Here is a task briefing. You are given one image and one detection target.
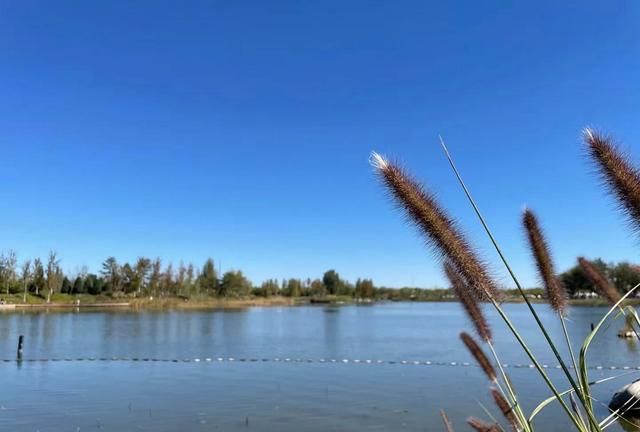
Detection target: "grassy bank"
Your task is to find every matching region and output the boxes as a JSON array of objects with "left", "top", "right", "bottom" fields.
[{"left": 1, "top": 292, "right": 637, "bottom": 311}]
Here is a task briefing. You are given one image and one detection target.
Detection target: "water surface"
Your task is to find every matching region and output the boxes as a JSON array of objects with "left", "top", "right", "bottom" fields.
[{"left": 1, "top": 302, "right": 638, "bottom": 431}]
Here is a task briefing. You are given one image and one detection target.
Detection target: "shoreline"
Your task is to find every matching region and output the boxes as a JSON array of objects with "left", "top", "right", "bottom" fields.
[{"left": 1, "top": 295, "right": 638, "bottom": 312}]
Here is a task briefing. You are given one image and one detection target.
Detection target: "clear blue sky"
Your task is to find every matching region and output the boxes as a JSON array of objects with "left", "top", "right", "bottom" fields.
[{"left": 1, "top": 1, "right": 639, "bottom": 288}]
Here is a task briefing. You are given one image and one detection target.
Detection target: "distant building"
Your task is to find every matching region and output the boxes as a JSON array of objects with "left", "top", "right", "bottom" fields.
[{"left": 572, "top": 291, "right": 599, "bottom": 299}]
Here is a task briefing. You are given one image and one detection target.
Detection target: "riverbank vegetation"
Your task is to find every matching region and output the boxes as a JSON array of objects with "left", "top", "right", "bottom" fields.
[{"left": 0, "top": 249, "right": 638, "bottom": 306}]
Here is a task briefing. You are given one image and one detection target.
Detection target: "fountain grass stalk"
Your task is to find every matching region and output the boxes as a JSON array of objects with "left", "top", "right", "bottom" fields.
[
  {"left": 584, "top": 128, "right": 640, "bottom": 234},
  {"left": 438, "top": 138, "right": 598, "bottom": 431},
  {"left": 491, "top": 387, "right": 518, "bottom": 431},
  {"left": 371, "top": 150, "right": 584, "bottom": 430},
  {"left": 523, "top": 209, "right": 584, "bottom": 406},
  {"left": 372, "top": 129, "right": 640, "bottom": 431},
  {"left": 467, "top": 416, "right": 500, "bottom": 432},
  {"left": 370, "top": 152, "right": 500, "bottom": 302},
  {"left": 447, "top": 263, "right": 530, "bottom": 430}
]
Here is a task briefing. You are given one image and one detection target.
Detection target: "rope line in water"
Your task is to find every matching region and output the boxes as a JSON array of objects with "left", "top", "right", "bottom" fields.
[{"left": 1, "top": 356, "right": 638, "bottom": 371}]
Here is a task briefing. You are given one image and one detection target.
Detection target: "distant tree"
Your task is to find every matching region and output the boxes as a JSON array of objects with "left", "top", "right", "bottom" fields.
[
  {"left": 148, "top": 258, "right": 162, "bottom": 296},
  {"left": 199, "top": 258, "right": 218, "bottom": 295},
  {"left": 609, "top": 262, "right": 640, "bottom": 293},
  {"left": 121, "top": 263, "right": 134, "bottom": 293},
  {"left": 560, "top": 258, "right": 610, "bottom": 296},
  {"left": 355, "top": 278, "right": 375, "bottom": 299},
  {"left": 72, "top": 276, "right": 85, "bottom": 294},
  {"left": 186, "top": 263, "right": 195, "bottom": 295},
  {"left": 310, "top": 278, "right": 326, "bottom": 297},
  {"left": 133, "top": 257, "right": 151, "bottom": 295},
  {"left": 322, "top": 270, "right": 342, "bottom": 295},
  {"left": 101, "top": 257, "right": 122, "bottom": 293},
  {"left": 20, "top": 260, "right": 31, "bottom": 303},
  {"left": 285, "top": 279, "right": 302, "bottom": 297},
  {"left": 220, "top": 270, "right": 251, "bottom": 297},
  {"left": 45, "top": 251, "right": 63, "bottom": 303},
  {"left": 32, "top": 258, "right": 45, "bottom": 296},
  {"left": 176, "top": 262, "right": 187, "bottom": 296},
  {"left": 161, "top": 263, "right": 174, "bottom": 296},
  {"left": 0, "top": 250, "right": 17, "bottom": 295},
  {"left": 61, "top": 277, "right": 72, "bottom": 294},
  {"left": 260, "top": 279, "right": 279, "bottom": 297}
]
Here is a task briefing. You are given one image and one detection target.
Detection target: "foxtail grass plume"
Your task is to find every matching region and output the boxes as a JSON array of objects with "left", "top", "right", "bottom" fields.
[
  {"left": 491, "top": 388, "right": 518, "bottom": 431},
  {"left": 445, "top": 261, "right": 492, "bottom": 342},
  {"left": 584, "top": 128, "right": 640, "bottom": 233},
  {"left": 578, "top": 257, "right": 621, "bottom": 305},
  {"left": 460, "top": 331, "right": 496, "bottom": 382},
  {"left": 467, "top": 417, "right": 500, "bottom": 432},
  {"left": 370, "top": 152, "right": 500, "bottom": 301},
  {"left": 522, "top": 209, "right": 567, "bottom": 313}
]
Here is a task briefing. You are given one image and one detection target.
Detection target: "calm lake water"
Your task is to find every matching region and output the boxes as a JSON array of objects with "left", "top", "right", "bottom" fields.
[{"left": 1, "top": 302, "right": 639, "bottom": 431}]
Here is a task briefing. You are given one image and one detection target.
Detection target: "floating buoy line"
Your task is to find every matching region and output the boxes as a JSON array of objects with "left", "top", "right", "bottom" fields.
[{"left": 1, "top": 356, "right": 638, "bottom": 371}]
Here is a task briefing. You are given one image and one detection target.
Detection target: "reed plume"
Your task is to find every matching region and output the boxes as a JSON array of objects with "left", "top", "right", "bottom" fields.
[
  {"left": 578, "top": 257, "right": 621, "bottom": 305},
  {"left": 370, "top": 152, "right": 500, "bottom": 301},
  {"left": 584, "top": 128, "right": 640, "bottom": 233},
  {"left": 460, "top": 331, "right": 496, "bottom": 382},
  {"left": 522, "top": 209, "right": 567, "bottom": 313},
  {"left": 445, "top": 261, "right": 492, "bottom": 342},
  {"left": 467, "top": 417, "right": 501, "bottom": 432},
  {"left": 491, "top": 388, "right": 518, "bottom": 431}
]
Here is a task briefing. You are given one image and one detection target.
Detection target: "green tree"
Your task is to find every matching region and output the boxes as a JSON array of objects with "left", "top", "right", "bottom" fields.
[
  {"left": 220, "top": 270, "right": 251, "bottom": 297},
  {"left": 199, "top": 258, "right": 218, "bottom": 295},
  {"left": 285, "top": 279, "right": 302, "bottom": 297},
  {"left": 72, "top": 276, "right": 85, "bottom": 294},
  {"left": 560, "top": 258, "right": 610, "bottom": 296},
  {"left": 0, "top": 250, "right": 17, "bottom": 295},
  {"left": 609, "top": 262, "right": 640, "bottom": 293},
  {"left": 322, "top": 270, "right": 342, "bottom": 295},
  {"left": 310, "top": 279, "right": 326, "bottom": 297},
  {"left": 101, "top": 257, "right": 123, "bottom": 293},
  {"left": 148, "top": 258, "right": 162, "bottom": 296},
  {"left": 355, "top": 278, "right": 375, "bottom": 299},
  {"left": 32, "top": 258, "right": 45, "bottom": 296},
  {"left": 133, "top": 257, "right": 151, "bottom": 295},
  {"left": 61, "top": 277, "right": 72, "bottom": 294}
]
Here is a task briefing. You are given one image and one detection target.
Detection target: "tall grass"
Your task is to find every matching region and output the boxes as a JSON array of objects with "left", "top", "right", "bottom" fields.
[{"left": 371, "top": 129, "right": 640, "bottom": 431}]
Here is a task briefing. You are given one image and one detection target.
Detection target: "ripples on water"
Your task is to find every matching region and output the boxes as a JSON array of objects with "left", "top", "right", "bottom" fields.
[{"left": 0, "top": 303, "right": 637, "bottom": 431}]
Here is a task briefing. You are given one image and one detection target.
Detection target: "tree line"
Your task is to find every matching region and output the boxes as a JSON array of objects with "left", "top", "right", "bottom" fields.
[
  {"left": 0, "top": 251, "right": 383, "bottom": 301},
  {"left": 558, "top": 259, "right": 640, "bottom": 297},
  {"left": 2, "top": 250, "right": 633, "bottom": 303}
]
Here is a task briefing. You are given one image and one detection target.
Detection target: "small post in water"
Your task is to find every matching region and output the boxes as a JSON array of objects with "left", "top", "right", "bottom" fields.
[{"left": 17, "top": 335, "right": 24, "bottom": 359}]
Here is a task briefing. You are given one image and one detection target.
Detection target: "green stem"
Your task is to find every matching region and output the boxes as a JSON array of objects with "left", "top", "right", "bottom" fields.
[
  {"left": 439, "top": 138, "right": 599, "bottom": 431},
  {"left": 488, "top": 341, "right": 532, "bottom": 432},
  {"left": 488, "top": 296, "right": 583, "bottom": 430}
]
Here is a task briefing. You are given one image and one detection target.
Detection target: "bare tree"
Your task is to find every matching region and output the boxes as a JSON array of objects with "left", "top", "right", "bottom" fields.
[
  {"left": 21, "top": 260, "right": 31, "bottom": 303},
  {"left": 45, "top": 251, "right": 63, "bottom": 303},
  {"left": 0, "top": 250, "right": 17, "bottom": 295}
]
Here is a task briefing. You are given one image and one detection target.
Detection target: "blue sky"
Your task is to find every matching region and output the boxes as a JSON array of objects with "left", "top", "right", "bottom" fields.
[{"left": 0, "top": 1, "right": 639, "bottom": 288}]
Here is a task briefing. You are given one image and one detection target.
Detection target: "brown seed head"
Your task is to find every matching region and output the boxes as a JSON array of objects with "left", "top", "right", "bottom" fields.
[
  {"left": 370, "top": 152, "right": 500, "bottom": 301},
  {"left": 491, "top": 388, "right": 518, "bottom": 431},
  {"left": 467, "top": 417, "right": 501, "bottom": 432},
  {"left": 445, "top": 261, "right": 492, "bottom": 342},
  {"left": 578, "top": 257, "right": 621, "bottom": 305},
  {"left": 584, "top": 128, "right": 640, "bottom": 234},
  {"left": 460, "top": 331, "right": 496, "bottom": 382},
  {"left": 522, "top": 209, "right": 567, "bottom": 313}
]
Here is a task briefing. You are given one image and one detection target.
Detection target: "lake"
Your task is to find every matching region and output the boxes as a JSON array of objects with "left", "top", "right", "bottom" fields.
[{"left": 1, "top": 302, "right": 638, "bottom": 431}]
